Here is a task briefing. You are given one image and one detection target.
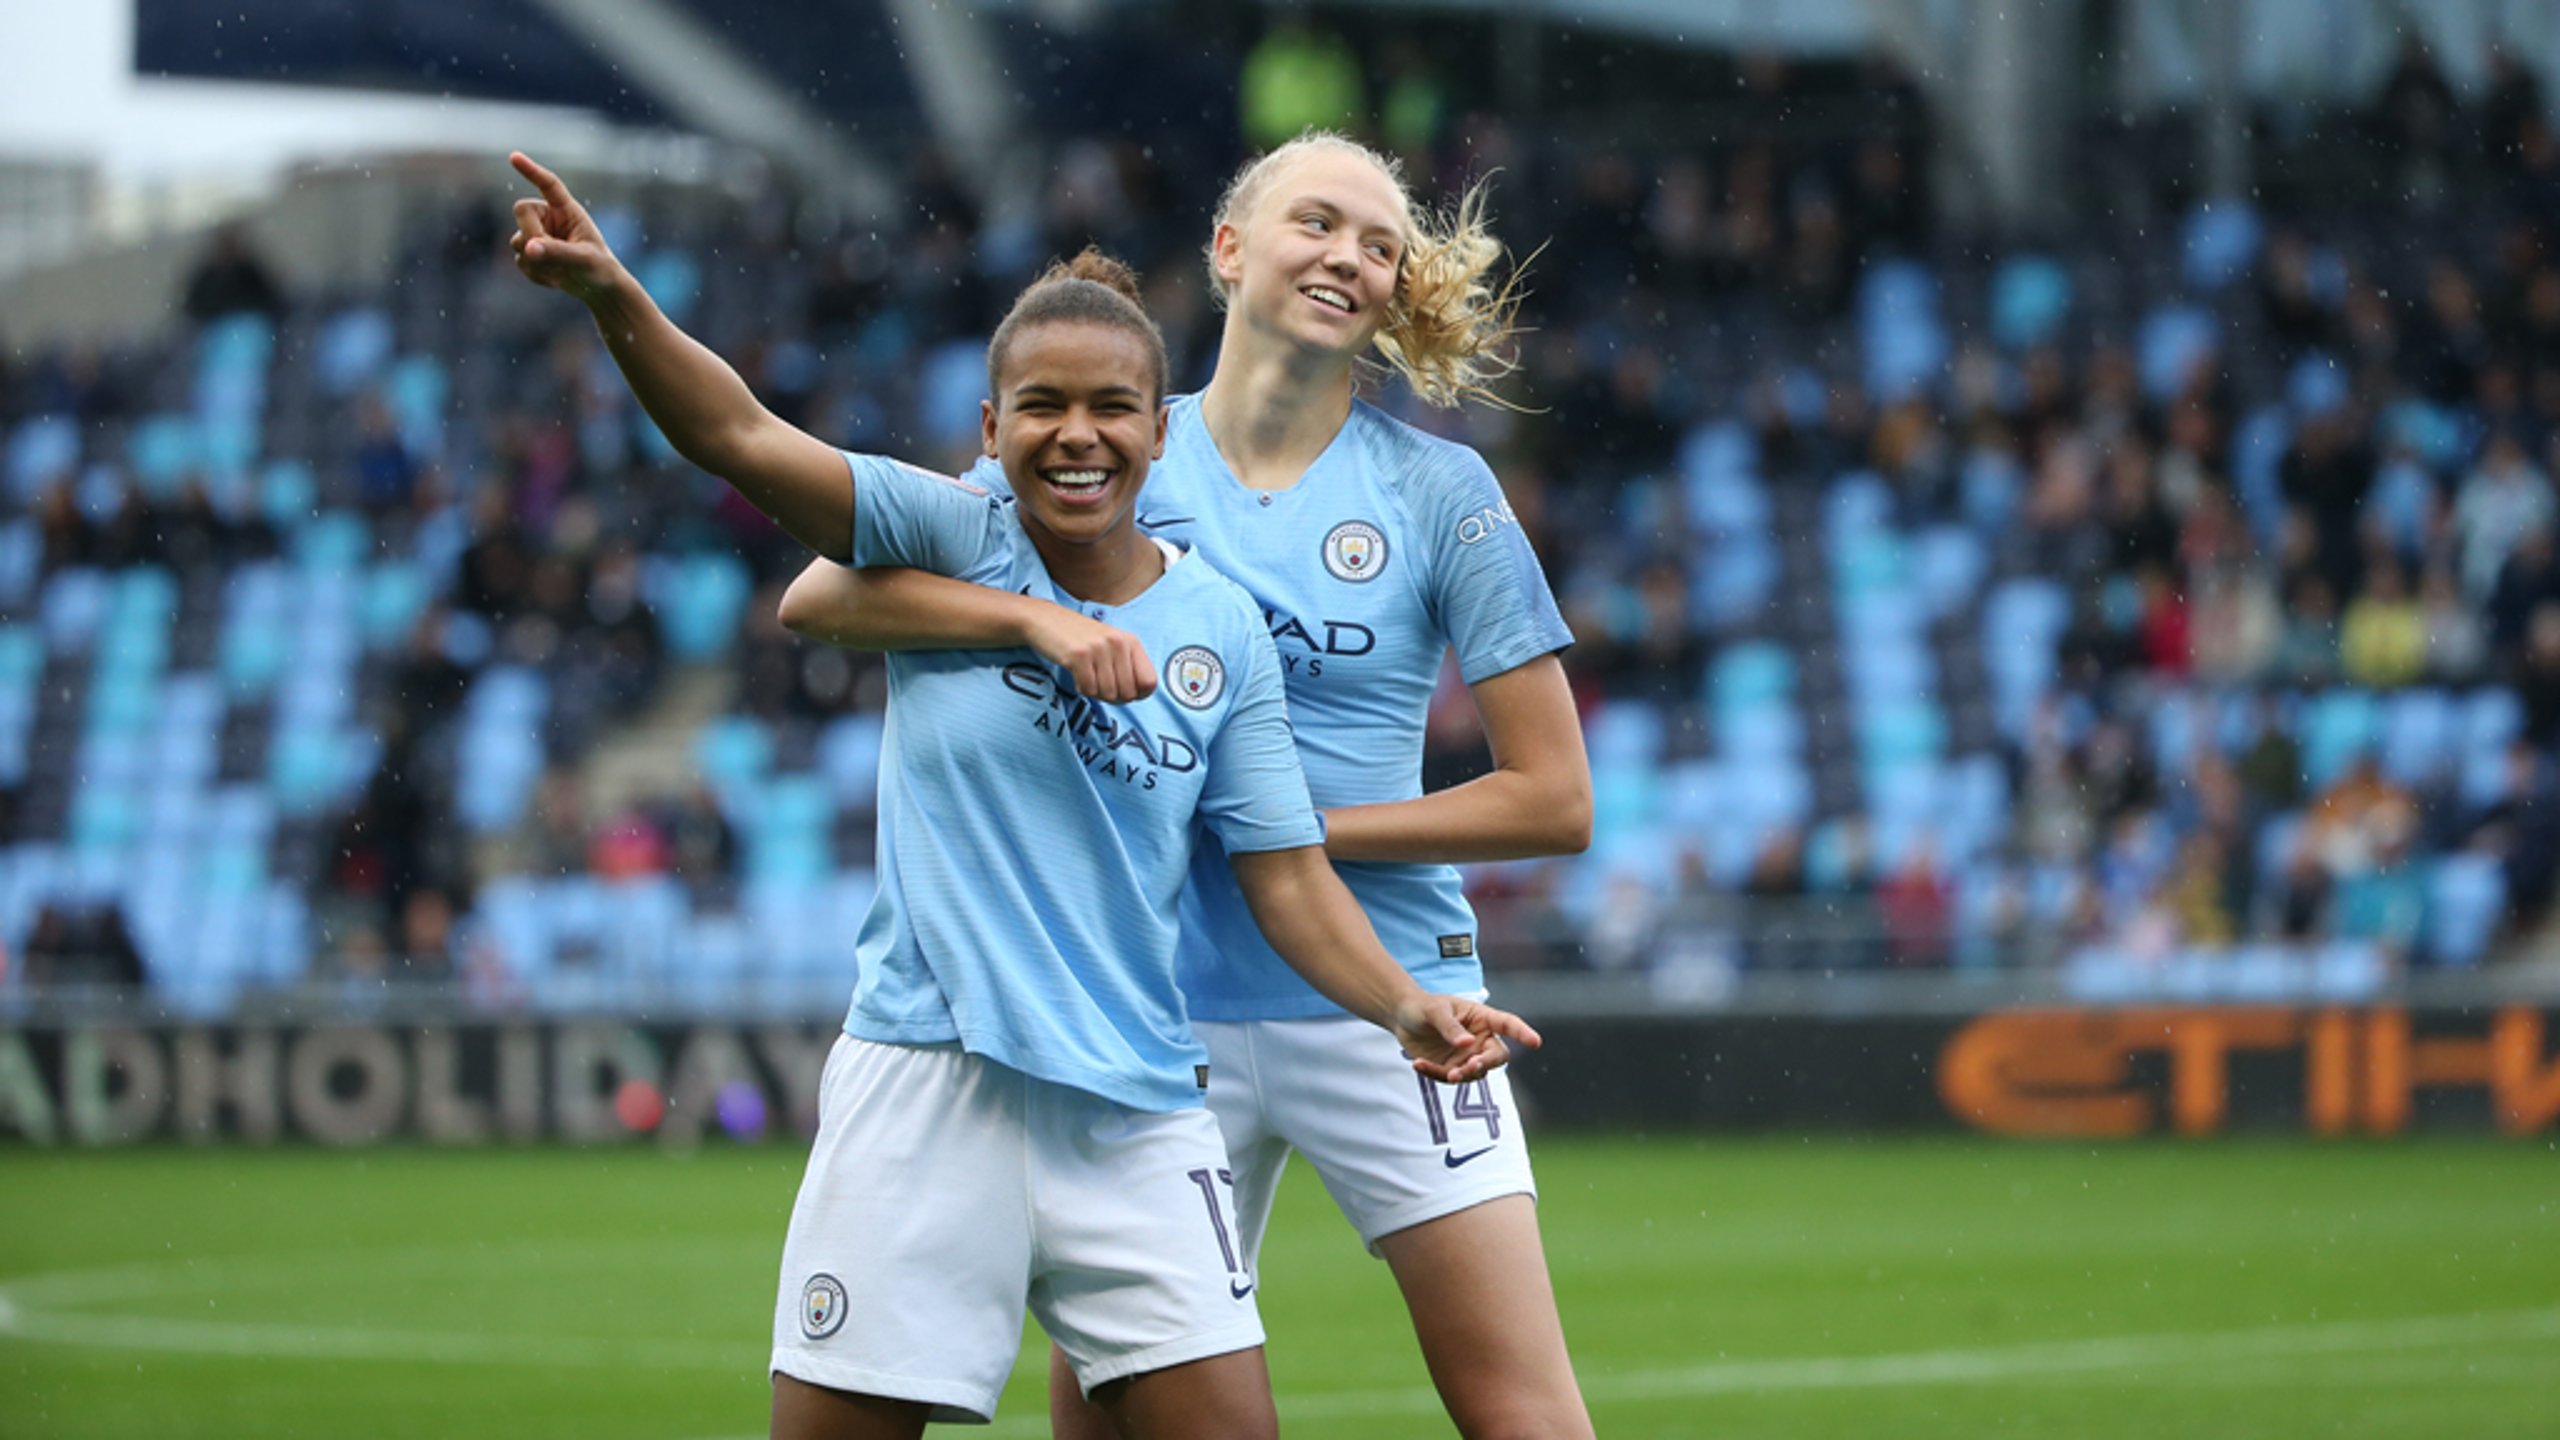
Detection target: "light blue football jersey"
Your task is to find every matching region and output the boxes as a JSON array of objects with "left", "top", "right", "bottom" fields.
[
  {"left": 840, "top": 452, "right": 1323, "bottom": 1110},
  {"left": 964, "top": 396, "right": 1573, "bottom": 1019}
]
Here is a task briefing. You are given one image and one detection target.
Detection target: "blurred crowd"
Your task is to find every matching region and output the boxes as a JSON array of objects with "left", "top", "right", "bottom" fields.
[{"left": 6, "top": 31, "right": 2560, "bottom": 1003}]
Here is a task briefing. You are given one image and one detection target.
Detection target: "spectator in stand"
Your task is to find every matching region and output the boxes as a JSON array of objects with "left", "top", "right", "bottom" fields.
[
  {"left": 1238, "top": 11, "right": 1365, "bottom": 150},
  {"left": 2339, "top": 554, "right": 2426, "bottom": 688},
  {"left": 2454, "top": 431, "right": 2555, "bottom": 601},
  {"left": 181, "top": 222, "right": 286, "bottom": 323}
]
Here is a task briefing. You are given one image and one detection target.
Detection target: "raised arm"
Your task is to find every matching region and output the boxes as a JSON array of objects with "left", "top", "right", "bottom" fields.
[
  {"left": 508, "top": 151, "right": 850, "bottom": 558},
  {"left": 1323, "top": 653, "right": 1592, "bottom": 864},
  {"left": 1227, "top": 845, "right": 1540, "bottom": 1083},
  {"left": 778, "top": 560, "right": 1161, "bottom": 701}
]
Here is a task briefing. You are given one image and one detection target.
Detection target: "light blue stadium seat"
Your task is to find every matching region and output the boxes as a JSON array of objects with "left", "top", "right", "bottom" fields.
[
  {"left": 474, "top": 877, "right": 551, "bottom": 981},
  {"left": 4, "top": 414, "right": 79, "bottom": 501},
  {"left": 2299, "top": 689, "right": 2382, "bottom": 789},
  {"left": 1694, "top": 533, "right": 1778, "bottom": 626},
  {"left": 694, "top": 716, "right": 774, "bottom": 811},
  {"left": 1991, "top": 254, "right": 2071, "bottom": 349},
  {"left": 41, "top": 568, "right": 111, "bottom": 654},
  {"left": 458, "top": 730, "right": 545, "bottom": 834},
  {"left": 1861, "top": 699, "right": 1949, "bottom": 770},
  {"left": 1716, "top": 699, "right": 1805, "bottom": 761},
  {"left": 1909, "top": 526, "right": 1987, "bottom": 620},
  {"left": 817, "top": 714, "right": 886, "bottom": 808},
  {"left": 1586, "top": 700, "right": 1668, "bottom": 770},
  {"left": 360, "top": 563, "right": 431, "bottom": 649},
  {"left": 598, "top": 876, "right": 689, "bottom": 979},
  {"left": 2148, "top": 691, "right": 2205, "bottom": 780},
  {"left": 200, "top": 831, "right": 268, "bottom": 896},
  {"left": 2379, "top": 689, "right": 2457, "bottom": 787},
  {"left": 1711, "top": 643, "right": 1795, "bottom": 707},
  {"left": 649, "top": 552, "right": 753, "bottom": 661},
  {"left": 1834, "top": 529, "right": 1906, "bottom": 597},
  {"left": 0, "top": 520, "right": 36, "bottom": 609},
  {"left": 1679, "top": 419, "right": 1758, "bottom": 488},
  {"left": 1824, "top": 472, "right": 1893, "bottom": 540},
  {"left": 1591, "top": 758, "right": 1661, "bottom": 843},
  {"left": 385, "top": 355, "right": 449, "bottom": 459},
  {"left": 748, "top": 776, "right": 835, "bottom": 887},
  {"left": 295, "top": 510, "right": 371, "bottom": 577},
  {"left": 1804, "top": 819, "right": 1863, "bottom": 893},
  {"left": 746, "top": 878, "right": 838, "bottom": 981},
  {"left": 1680, "top": 453, "right": 1769, "bottom": 537},
  {"left": 670, "top": 911, "right": 755, "bottom": 1009},
  {"left": 126, "top": 415, "right": 204, "bottom": 498},
  {"left": 634, "top": 250, "right": 702, "bottom": 324},
  {"left": 1845, "top": 641, "right": 1934, "bottom": 706},
  {"left": 2231, "top": 406, "right": 2290, "bottom": 541},
  {"left": 1728, "top": 758, "right": 1813, "bottom": 830},
  {"left": 2180, "top": 201, "right": 2262, "bottom": 291},
  {"left": 316, "top": 307, "right": 395, "bottom": 395},
  {"left": 1867, "top": 761, "right": 1942, "bottom": 869},
  {"left": 2427, "top": 854, "right": 2507, "bottom": 969},
  {"left": 1858, "top": 260, "right": 1947, "bottom": 403},
  {"left": 256, "top": 886, "right": 310, "bottom": 984},
  {"left": 2138, "top": 304, "right": 2220, "bottom": 402}
]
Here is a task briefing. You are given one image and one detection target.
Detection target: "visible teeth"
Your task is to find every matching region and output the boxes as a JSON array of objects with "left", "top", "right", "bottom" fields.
[
  {"left": 1305, "top": 287, "right": 1352, "bottom": 312},
  {"left": 1048, "top": 470, "right": 1107, "bottom": 490}
]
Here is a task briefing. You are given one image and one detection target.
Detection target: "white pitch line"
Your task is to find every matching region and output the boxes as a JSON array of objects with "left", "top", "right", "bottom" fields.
[
  {"left": 674, "top": 1304, "right": 2560, "bottom": 1439},
  {"left": 10, "top": 1265, "right": 2556, "bottom": 1431}
]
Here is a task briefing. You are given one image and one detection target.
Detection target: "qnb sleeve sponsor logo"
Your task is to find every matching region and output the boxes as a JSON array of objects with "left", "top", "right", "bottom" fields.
[
  {"left": 1322, "top": 520, "right": 1389, "bottom": 581},
  {"left": 1002, "top": 663, "right": 1200, "bottom": 787},
  {"left": 1454, "top": 499, "right": 1519, "bottom": 545}
]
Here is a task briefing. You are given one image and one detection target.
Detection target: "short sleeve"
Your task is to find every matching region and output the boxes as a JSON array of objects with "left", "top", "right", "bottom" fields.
[
  {"left": 1196, "top": 623, "right": 1325, "bottom": 855},
  {"left": 846, "top": 452, "right": 1014, "bottom": 581},
  {"left": 1417, "top": 450, "right": 1575, "bottom": 684},
  {"left": 962, "top": 452, "right": 1014, "bottom": 497}
]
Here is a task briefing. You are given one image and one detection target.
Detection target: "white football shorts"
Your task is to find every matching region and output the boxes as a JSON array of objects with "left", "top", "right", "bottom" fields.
[
  {"left": 770, "top": 1034, "right": 1265, "bottom": 1422},
  {"left": 1196, "top": 1012, "right": 1538, "bottom": 1269}
]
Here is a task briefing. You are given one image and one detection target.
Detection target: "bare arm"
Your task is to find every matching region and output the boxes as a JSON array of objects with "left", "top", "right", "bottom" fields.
[
  {"left": 1228, "top": 845, "right": 1540, "bottom": 1082},
  {"left": 777, "top": 560, "right": 1161, "bottom": 701},
  {"left": 509, "top": 151, "right": 850, "bottom": 559},
  {"left": 1323, "top": 654, "right": 1593, "bottom": 864}
]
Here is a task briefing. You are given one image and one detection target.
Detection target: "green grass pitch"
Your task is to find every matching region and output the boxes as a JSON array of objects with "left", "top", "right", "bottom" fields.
[{"left": 2, "top": 1137, "right": 2553, "bottom": 1438}]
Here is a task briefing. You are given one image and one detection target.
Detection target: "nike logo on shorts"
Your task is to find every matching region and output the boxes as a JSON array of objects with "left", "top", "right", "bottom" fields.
[
  {"left": 1443, "top": 1145, "right": 1496, "bottom": 1168},
  {"left": 1229, "top": 1279, "right": 1256, "bottom": 1300}
]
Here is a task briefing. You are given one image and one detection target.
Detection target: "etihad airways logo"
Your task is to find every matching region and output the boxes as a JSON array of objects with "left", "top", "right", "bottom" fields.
[
  {"left": 1003, "top": 663, "right": 1200, "bottom": 789},
  {"left": 1264, "top": 609, "right": 1376, "bottom": 678}
]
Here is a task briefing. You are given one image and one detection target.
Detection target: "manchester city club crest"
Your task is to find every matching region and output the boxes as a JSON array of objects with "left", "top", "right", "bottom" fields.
[
  {"left": 801, "top": 1273, "right": 848, "bottom": 1339},
  {"left": 1322, "top": 520, "right": 1388, "bottom": 582},
  {"left": 1165, "top": 645, "right": 1226, "bottom": 709}
]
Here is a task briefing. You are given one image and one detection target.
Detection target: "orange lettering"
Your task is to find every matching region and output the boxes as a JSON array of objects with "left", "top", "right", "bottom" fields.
[
  {"left": 2305, "top": 1009, "right": 2356, "bottom": 1136},
  {"left": 2159, "top": 1009, "right": 2300, "bottom": 1136},
  {"left": 2489, "top": 1008, "right": 2560, "bottom": 1134},
  {"left": 1939, "top": 1012, "right": 2152, "bottom": 1138}
]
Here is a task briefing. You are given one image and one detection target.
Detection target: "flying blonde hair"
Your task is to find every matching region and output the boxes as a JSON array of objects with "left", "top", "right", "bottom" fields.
[{"left": 1206, "top": 132, "right": 1528, "bottom": 410}]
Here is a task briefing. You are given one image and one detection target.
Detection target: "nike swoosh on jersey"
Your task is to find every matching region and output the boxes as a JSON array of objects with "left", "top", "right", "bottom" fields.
[
  {"left": 1137, "top": 512, "right": 1195, "bottom": 528},
  {"left": 1443, "top": 1145, "right": 1497, "bottom": 1168},
  {"left": 1229, "top": 1279, "right": 1257, "bottom": 1300}
]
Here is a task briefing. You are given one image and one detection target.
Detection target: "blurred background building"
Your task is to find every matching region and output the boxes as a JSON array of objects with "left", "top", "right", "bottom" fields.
[{"left": 8, "top": 0, "right": 2560, "bottom": 1021}]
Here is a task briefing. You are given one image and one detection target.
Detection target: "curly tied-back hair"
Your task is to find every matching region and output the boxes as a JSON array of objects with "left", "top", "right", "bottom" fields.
[
  {"left": 1207, "top": 132, "right": 1528, "bottom": 410},
  {"left": 987, "top": 247, "right": 1169, "bottom": 402}
]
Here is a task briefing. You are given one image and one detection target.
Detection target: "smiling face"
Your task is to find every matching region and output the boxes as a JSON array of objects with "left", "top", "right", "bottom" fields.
[
  {"left": 1213, "top": 147, "right": 1409, "bottom": 359},
  {"left": 983, "top": 319, "right": 1168, "bottom": 553}
]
